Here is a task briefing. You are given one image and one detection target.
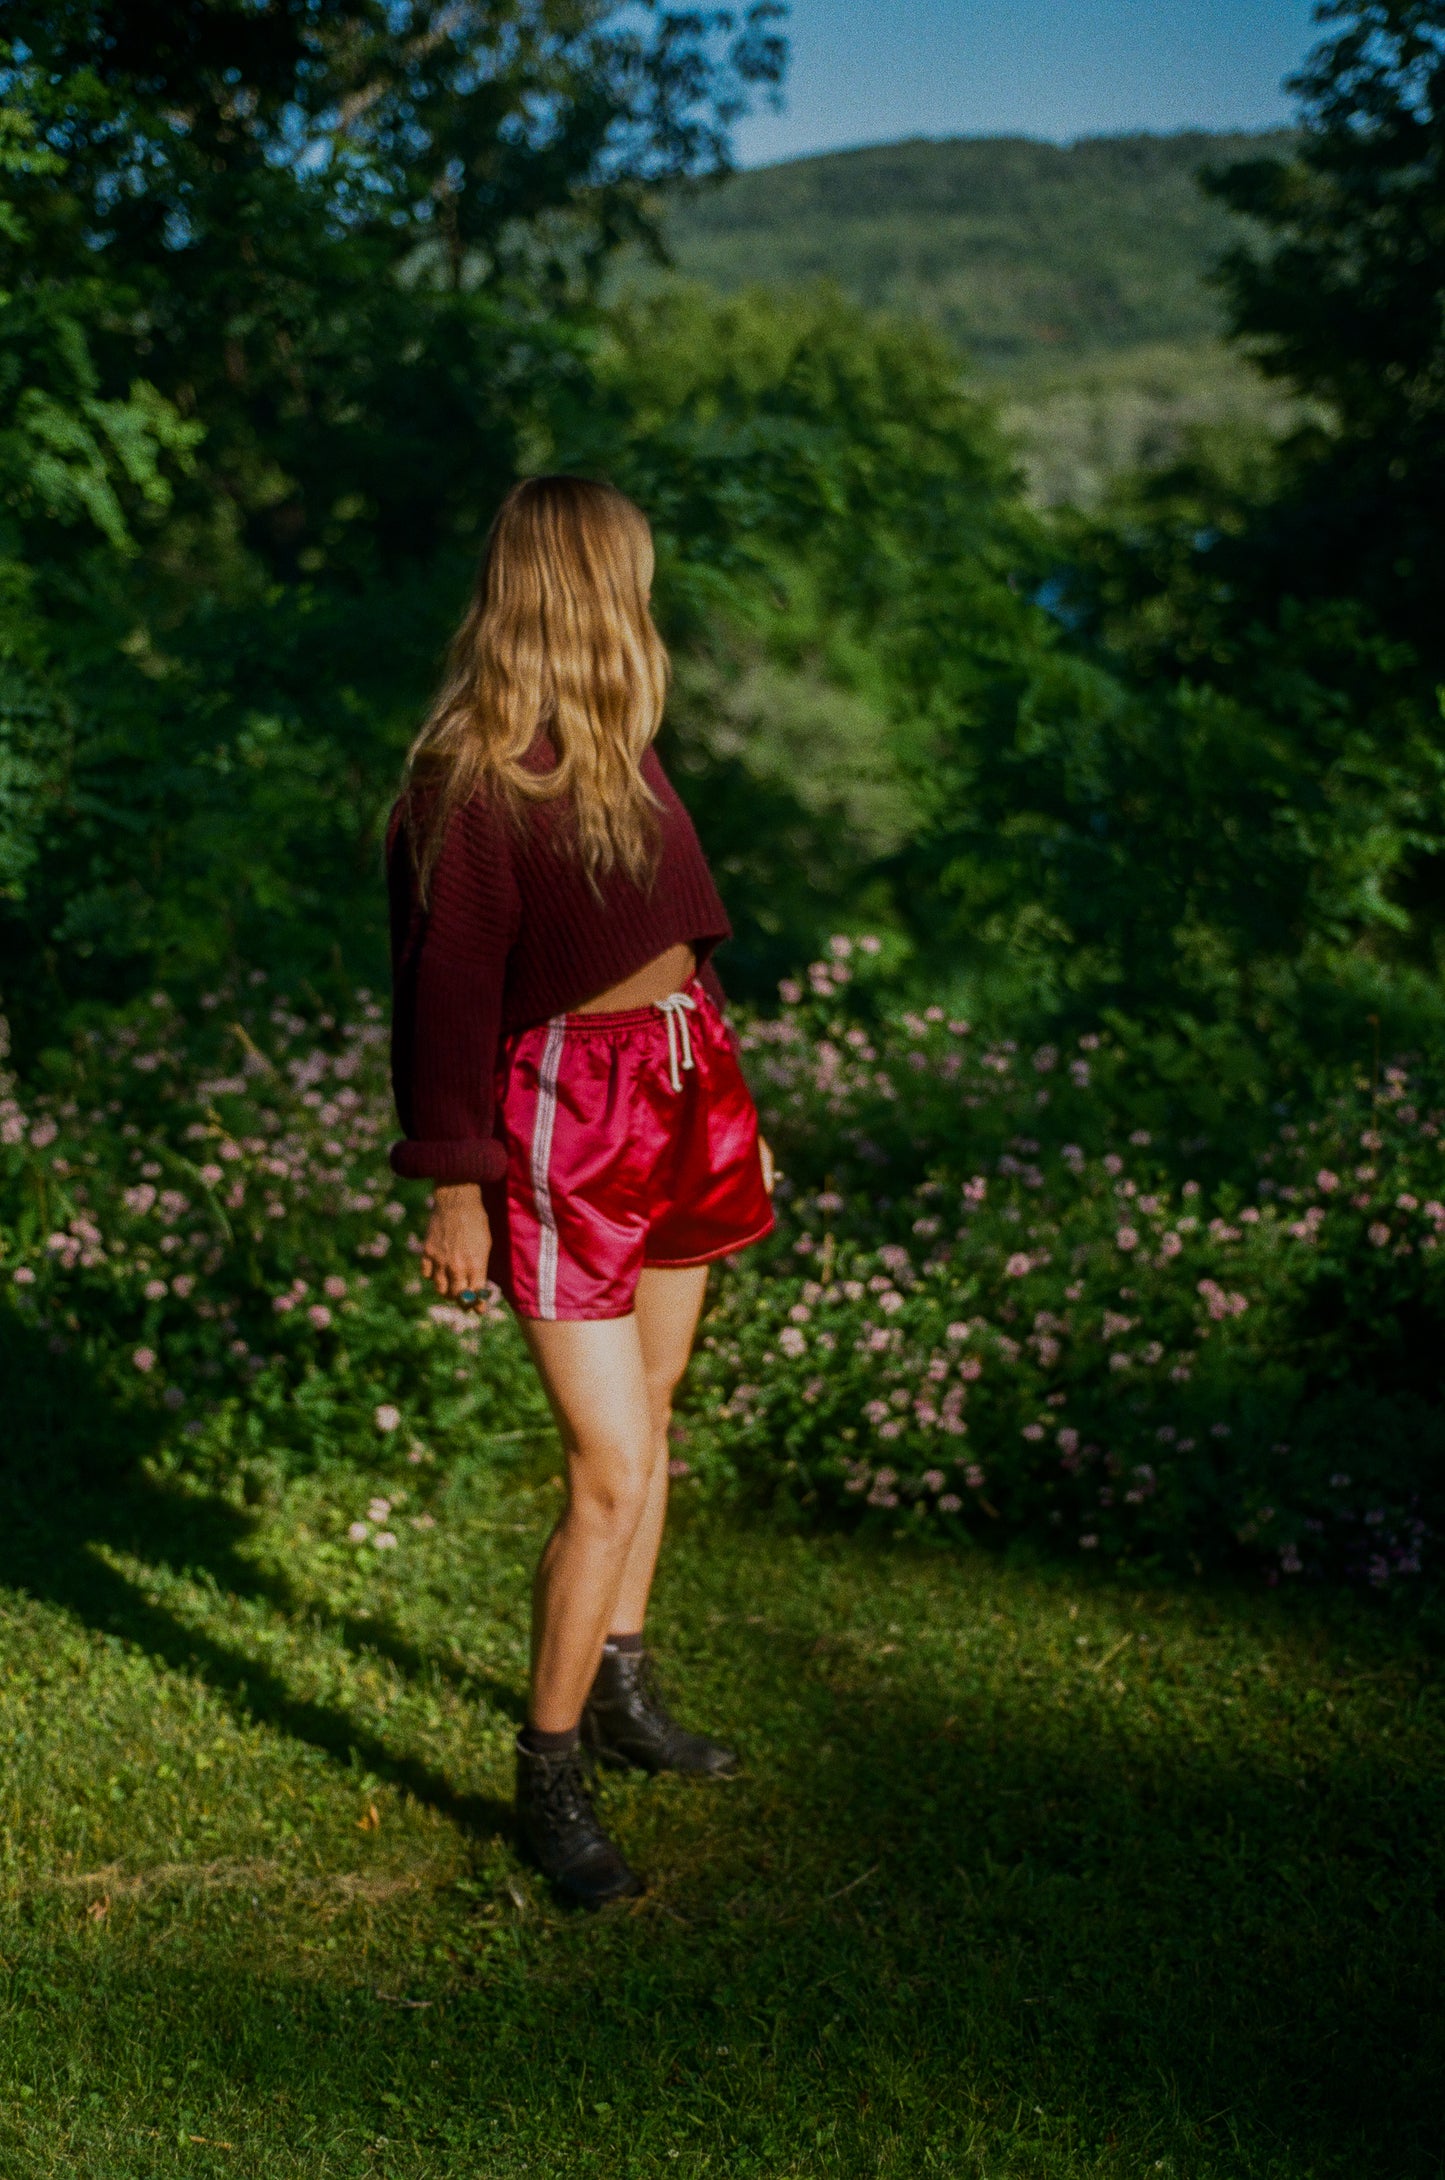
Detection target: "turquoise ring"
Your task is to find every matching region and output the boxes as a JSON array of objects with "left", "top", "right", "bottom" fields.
[{"left": 459, "top": 1289, "right": 480, "bottom": 1304}]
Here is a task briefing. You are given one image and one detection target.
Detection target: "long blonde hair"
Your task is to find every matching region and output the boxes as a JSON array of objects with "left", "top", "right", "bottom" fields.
[{"left": 401, "top": 475, "right": 669, "bottom": 899}]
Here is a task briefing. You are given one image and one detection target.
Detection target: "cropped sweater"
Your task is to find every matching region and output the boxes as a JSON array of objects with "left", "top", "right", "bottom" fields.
[{"left": 387, "top": 737, "right": 733, "bottom": 1184}]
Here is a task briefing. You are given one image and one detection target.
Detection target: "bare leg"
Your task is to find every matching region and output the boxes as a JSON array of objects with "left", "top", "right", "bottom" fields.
[
  {"left": 520, "top": 1313, "right": 653, "bottom": 1732},
  {"left": 608, "top": 1264, "right": 709, "bottom": 1636},
  {"left": 520, "top": 1265, "right": 710, "bottom": 1730}
]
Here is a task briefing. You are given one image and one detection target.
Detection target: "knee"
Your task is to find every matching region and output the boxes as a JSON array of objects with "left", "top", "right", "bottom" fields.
[{"left": 568, "top": 1441, "right": 653, "bottom": 1539}]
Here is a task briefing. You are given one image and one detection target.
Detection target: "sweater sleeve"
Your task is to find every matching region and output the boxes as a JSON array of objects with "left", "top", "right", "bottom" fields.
[{"left": 387, "top": 793, "right": 519, "bottom": 1185}]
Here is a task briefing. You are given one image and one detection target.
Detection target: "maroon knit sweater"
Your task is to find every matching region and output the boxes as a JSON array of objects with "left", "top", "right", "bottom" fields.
[{"left": 387, "top": 737, "right": 733, "bottom": 1184}]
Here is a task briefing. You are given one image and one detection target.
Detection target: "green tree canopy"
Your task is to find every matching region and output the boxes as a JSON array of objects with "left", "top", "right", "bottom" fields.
[
  {"left": 5, "top": 1, "right": 785, "bottom": 577},
  {"left": 0, "top": 6, "right": 791, "bottom": 1045},
  {"left": 1205, "top": 0, "right": 1445, "bottom": 655},
  {"left": 0, "top": 84, "right": 198, "bottom": 904}
]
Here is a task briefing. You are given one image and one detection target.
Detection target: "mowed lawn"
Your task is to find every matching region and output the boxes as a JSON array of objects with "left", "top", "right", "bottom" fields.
[{"left": 1, "top": 1352, "right": 1441, "bottom": 2177}]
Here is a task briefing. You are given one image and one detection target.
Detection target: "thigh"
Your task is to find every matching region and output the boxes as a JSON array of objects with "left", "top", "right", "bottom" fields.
[
  {"left": 633, "top": 1264, "right": 709, "bottom": 1401},
  {"left": 521, "top": 1312, "right": 653, "bottom": 1470}
]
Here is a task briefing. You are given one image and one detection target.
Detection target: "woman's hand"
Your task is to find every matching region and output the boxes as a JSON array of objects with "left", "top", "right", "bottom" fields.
[
  {"left": 420, "top": 1182, "right": 492, "bottom": 1307},
  {"left": 759, "top": 1134, "right": 777, "bottom": 1196}
]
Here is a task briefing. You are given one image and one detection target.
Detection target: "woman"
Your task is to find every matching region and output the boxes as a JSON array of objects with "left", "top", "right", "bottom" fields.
[{"left": 387, "top": 475, "right": 775, "bottom": 1907}]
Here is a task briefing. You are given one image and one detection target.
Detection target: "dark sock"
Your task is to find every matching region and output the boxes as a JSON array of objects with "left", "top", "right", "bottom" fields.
[
  {"left": 604, "top": 1631, "right": 645, "bottom": 1655},
  {"left": 520, "top": 1722, "right": 579, "bottom": 1756}
]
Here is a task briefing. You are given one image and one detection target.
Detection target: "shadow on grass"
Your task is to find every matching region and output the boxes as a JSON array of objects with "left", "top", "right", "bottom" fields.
[
  {"left": 0, "top": 1308, "right": 513, "bottom": 1844},
  {"left": 8, "top": 1586, "right": 1441, "bottom": 2178},
  {"left": 2, "top": 1310, "right": 1442, "bottom": 2176},
  {"left": 718, "top": 1593, "right": 1442, "bottom": 2175}
]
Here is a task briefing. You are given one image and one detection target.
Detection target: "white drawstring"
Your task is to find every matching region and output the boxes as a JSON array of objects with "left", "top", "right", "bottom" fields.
[{"left": 654, "top": 989, "right": 697, "bottom": 1092}]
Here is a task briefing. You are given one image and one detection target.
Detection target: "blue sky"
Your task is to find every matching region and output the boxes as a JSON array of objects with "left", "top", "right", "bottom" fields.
[{"left": 733, "top": 0, "right": 1323, "bottom": 165}]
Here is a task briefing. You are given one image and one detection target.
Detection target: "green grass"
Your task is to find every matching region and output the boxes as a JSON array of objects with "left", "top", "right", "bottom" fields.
[{"left": 1, "top": 1328, "right": 1442, "bottom": 2176}]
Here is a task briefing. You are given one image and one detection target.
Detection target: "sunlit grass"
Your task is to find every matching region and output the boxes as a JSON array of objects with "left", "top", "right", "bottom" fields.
[{"left": 1, "top": 1426, "right": 1440, "bottom": 2178}]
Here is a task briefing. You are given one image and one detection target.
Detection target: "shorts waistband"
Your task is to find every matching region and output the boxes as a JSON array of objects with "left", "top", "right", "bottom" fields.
[{"left": 550, "top": 974, "right": 711, "bottom": 1035}]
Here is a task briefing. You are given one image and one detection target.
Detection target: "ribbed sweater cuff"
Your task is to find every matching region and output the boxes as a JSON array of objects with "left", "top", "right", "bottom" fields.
[{"left": 389, "top": 1137, "right": 508, "bottom": 1185}]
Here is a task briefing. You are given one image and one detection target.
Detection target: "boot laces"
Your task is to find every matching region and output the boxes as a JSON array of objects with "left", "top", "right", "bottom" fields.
[{"left": 535, "top": 1748, "right": 596, "bottom": 1831}]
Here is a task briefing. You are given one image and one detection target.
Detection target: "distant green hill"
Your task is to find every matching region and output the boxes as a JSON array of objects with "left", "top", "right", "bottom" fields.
[
  {"left": 660, "top": 131, "right": 1289, "bottom": 374},
  {"left": 641, "top": 132, "right": 1298, "bottom": 503}
]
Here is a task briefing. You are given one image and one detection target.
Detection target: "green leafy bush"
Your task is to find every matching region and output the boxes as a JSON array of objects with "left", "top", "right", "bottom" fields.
[
  {"left": 0, "top": 986, "right": 548, "bottom": 1493},
  {"left": 3, "top": 962, "right": 1439, "bottom": 1591},
  {"left": 679, "top": 941, "right": 1442, "bottom": 1588}
]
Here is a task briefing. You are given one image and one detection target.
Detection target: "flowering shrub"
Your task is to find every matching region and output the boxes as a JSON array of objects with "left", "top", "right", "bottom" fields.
[
  {"left": 678, "top": 945, "right": 1445, "bottom": 1589},
  {"left": 0, "top": 985, "right": 547, "bottom": 1489},
  {"left": 2, "top": 950, "right": 1441, "bottom": 1590}
]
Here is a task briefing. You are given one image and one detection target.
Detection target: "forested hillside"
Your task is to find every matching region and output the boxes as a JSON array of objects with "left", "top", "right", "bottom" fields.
[
  {"left": 645, "top": 131, "right": 1299, "bottom": 499},
  {"left": 660, "top": 131, "right": 1290, "bottom": 369}
]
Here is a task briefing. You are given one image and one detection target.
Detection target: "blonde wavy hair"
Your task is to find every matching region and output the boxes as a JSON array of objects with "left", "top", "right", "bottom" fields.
[{"left": 401, "top": 475, "right": 669, "bottom": 899}]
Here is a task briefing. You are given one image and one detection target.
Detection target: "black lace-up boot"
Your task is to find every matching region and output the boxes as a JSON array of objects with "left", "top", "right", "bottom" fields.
[
  {"left": 582, "top": 1647, "right": 740, "bottom": 1778},
  {"left": 514, "top": 1737, "right": 643, "bottom": 1907}
]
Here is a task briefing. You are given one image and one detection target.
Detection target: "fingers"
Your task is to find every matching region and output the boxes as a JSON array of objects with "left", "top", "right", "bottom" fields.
[
  {"left": 419, "top": 1197, "right": 492, "bottom": 1309},
  {"left": 421, "top": 1257, "right": 466, "bottom": 1302},
  {"left": 424, "top": 1252, "right": 492, "bottom": 1305}
]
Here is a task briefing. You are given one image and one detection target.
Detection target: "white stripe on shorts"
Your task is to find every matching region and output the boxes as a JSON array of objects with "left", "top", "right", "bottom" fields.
[{"left": 530, "top": 1015, "right": 568, "bottom": 1320}]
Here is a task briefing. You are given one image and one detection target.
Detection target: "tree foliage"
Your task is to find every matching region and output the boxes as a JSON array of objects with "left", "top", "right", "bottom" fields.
[
  {"left": 1205, "top": 0, "right": 1445, "bottom": 655},
  {"left": 2, "top": 0, "right": 1444, "bottom": 1136},
  {"left": 0, "top": 86, "right": 199, "bottom": 903},
  {"left": 889, "top": 0, "right": 1445, "bottom": 1083},
  {"left": 7, "top": 0, "right": 784, "bottom": 571},
  {"left": 0, "top": 6, "right": 787, "bottom": 1041}
]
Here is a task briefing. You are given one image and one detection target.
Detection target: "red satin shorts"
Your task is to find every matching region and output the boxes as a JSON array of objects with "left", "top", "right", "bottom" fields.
[{"left": 482, "top": 977, "right": 774, "bottom": 1321}]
